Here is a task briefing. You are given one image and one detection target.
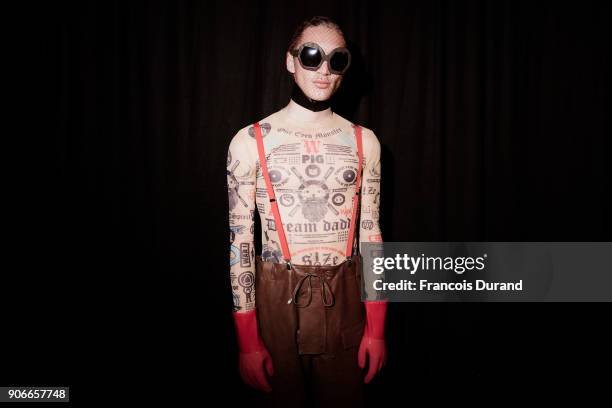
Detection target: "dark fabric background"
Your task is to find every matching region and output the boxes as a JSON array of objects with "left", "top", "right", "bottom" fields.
[{"left": 9, "top": 0, "right": 611, "bottom": 402}]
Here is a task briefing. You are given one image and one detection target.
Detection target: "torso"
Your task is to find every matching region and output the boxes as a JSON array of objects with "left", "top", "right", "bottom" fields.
[
  {"left": 254, "top": 111, "right": 361, "bottom": 266},
  {"left": 227, "top": 105, "right": 382, "bottom": 310}
]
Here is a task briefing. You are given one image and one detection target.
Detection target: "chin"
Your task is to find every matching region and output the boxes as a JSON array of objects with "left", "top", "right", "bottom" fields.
[
  {"left": 307, "top": 94, "right": 332, "bottom": 102},
  {"left": 305, "top": 87, "right": 335, "bottom": 101}
]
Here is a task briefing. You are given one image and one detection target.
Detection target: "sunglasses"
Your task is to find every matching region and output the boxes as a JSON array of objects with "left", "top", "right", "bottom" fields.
[{"left": 290, "top": 42, "right": 352, "bottom": 75}]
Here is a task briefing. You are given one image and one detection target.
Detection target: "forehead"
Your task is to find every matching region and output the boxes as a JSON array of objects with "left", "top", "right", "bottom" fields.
[{"left": 298, "top": 25, "right": 345, "bottom": 53}]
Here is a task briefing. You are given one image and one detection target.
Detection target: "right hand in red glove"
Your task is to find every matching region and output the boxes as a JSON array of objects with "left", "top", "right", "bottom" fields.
[
  {"left": 233, "top": 309, "right": 274, "bottom": 392},
  {"left": 358, "top": 300, "right": 388, "bottom": 384}
]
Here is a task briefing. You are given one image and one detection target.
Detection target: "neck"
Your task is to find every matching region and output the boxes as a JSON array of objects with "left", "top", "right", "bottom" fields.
[
  {"left": 283, "top": 99, "right": 334, "bottom": 127},
  {"left": 289, "top": 82, "right": 333, "bottom": 115}
]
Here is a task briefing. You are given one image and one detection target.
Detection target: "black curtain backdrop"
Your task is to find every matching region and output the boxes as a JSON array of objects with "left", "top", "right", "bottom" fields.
[{"left": 13, "top": 0, "right": 611, "bottom": 402}]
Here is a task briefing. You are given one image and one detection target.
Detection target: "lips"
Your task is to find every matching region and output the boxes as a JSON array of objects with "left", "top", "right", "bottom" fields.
[{"left": 313, "top": 80, "right": 331, "bottom": 88}]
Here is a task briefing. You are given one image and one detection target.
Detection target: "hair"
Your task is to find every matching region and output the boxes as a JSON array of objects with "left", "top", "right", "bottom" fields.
[{"left": 287, "top": 16, "right": 345, "bottom": 54}]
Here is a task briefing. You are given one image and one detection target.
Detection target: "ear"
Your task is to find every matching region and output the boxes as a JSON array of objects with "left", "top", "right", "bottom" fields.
[{"left": 286, "top": 52, "right": 295, "bottom": 74}]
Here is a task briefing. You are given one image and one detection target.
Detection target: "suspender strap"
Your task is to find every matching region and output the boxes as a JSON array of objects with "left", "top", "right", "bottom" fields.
[
  {"left": 345, "top": 124, "right": 363, "bottom": 257},
  {"left": 253, "top": 122, "right": 292, "bottom": 264},
  {"left": 253, "top": 121, "right": 364, "bottom": 264}
]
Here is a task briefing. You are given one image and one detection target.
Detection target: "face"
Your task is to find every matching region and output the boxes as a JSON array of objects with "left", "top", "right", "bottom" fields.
[{"left": 287, "top": 25, "right": 346, "bottom": 101}]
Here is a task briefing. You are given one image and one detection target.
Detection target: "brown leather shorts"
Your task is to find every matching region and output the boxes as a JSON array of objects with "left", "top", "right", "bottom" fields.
[{"left": 255, "top": 255, "right": 366, "bottom": 408}]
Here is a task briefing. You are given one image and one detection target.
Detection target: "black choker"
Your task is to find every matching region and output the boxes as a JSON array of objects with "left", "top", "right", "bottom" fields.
[{"left": 290, "top": 82, "right": 332, "bottom": 112}]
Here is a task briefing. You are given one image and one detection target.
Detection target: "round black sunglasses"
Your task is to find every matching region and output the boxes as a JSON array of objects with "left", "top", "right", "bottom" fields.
[{"left": 290, "top": 42, "right": 352, "bottom": 75}]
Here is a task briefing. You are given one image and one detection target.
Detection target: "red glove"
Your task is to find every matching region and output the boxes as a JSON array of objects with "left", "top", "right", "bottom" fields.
[
  {"left": 233, "top": 309, "right": 274, "bottom": 392},
  {"left": 358, "top": 300, "right": 388, "bottom": 384}
]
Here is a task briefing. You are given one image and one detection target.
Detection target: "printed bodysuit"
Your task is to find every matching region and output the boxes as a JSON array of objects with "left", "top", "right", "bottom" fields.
[{"left": 227, "top": 106, "right": 382, "bottom": 312}]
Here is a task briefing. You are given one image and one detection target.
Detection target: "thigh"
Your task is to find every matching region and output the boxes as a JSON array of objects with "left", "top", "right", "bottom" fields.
[{"left": 310, "top": 348, "right": 364, "bottom": 408}]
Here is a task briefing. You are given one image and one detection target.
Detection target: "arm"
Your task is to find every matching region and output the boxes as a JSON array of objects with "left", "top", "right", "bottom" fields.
[
  {"left": 227, "top": 129, "right": 257, "bottom": 314},
  {"left": 227, "top": 129, "right": 273, "bottom": 392},
  {"left": 356, "top": 129, "right": 388, "bottom": 384}
]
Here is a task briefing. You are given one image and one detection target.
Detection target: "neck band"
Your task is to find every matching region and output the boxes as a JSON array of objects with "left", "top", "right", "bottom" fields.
[{"left": 290, "top": 82, "right": 332, "bottom": 112}]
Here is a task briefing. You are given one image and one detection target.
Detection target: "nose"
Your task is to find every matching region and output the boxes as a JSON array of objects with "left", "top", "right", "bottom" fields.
[{"left": 317, "top": 60, "right": 330, "bottom": 75}]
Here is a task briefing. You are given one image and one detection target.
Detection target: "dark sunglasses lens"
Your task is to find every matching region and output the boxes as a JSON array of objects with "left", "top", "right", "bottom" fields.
[
  {"left": 300, "top": 46, "right": 322, "bottom": 68},
  {"left": 330, "top": 51, "right": 349, "bottom": 72}
]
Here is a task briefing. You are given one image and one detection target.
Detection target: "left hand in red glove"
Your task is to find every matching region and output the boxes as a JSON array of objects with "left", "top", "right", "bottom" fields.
[{"left": 358, "top": 300, "right": 388, "bottom": 384}]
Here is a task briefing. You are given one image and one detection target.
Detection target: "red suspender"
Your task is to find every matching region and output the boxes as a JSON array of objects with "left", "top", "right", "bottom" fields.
[
  {"left": 253, "top": 122, "right": 292, "bottom": 265},
  {"left": 253, "top": 122, "right": 364, "bottom": 265},
  {"left": 346, "top": 124, "right": 363, "bottom": 257}
]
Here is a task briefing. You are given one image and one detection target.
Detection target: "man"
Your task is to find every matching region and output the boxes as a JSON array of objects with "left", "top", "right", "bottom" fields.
[{"left": 227, "top": 16, "right": 388, "bottom": 407}]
